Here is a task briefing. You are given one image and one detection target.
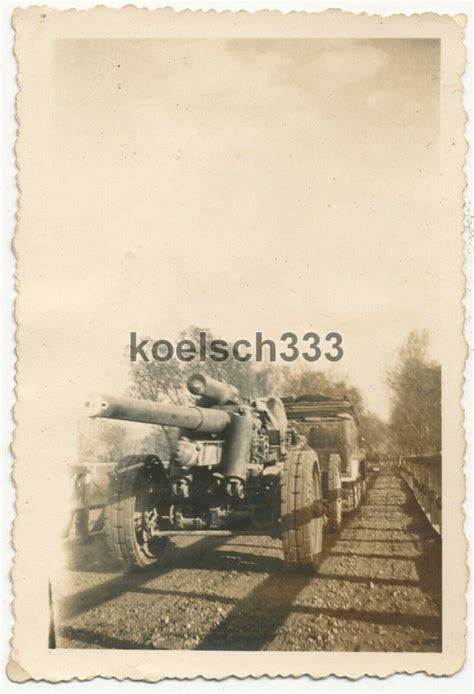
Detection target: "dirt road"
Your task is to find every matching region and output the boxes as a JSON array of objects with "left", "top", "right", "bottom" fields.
[{"left": 56, "top": 466, "right": 441, "bottom": 651}]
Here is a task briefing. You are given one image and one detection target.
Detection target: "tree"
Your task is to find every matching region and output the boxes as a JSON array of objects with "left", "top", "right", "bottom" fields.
[
  {"left": 129, "top": 325, "right": 261, "bottom": 454},
  {"left": 97, "top": 422, "right": 129, "bottom": 462},
  {"left": 77, "top": 419, "right": 130, "bottom": 463},
  {"left": 136, "top": 427, "right": 175, "bottom": 460},
  {"left": 359, "top": 412, "right": 391, "bottom": 459},
  {"left": 386, "top": 330, "right": 441, "bottom": 455},
  {"left": 127, "top": 327, "right": 393, "bottom": 461},
  {"left": 129, "top": 325, "right": 262, "bottom": 403},
  {"left": 278, "top": 366, "right": 365, "bottom": 413}
]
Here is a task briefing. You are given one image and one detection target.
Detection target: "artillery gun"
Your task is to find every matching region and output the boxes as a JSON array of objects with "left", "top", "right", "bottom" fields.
[{"left": 86, "top": 375, "right": 355, "bottom": 571}]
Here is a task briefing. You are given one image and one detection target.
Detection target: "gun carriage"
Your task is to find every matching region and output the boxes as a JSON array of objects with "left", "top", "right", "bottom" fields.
[{"left": 87, "top": 374, "right": 365, "bottom": 571}]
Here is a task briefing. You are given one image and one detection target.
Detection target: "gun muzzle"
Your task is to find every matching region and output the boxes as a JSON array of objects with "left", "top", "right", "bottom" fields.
[{"left": 187, "top": 374, "right": 241, "bottom": 405}]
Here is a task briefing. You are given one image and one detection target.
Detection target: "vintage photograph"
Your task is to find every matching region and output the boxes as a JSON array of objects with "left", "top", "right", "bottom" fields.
[{"left": 10, "top": 7, "right": 466, "bottom": 681}]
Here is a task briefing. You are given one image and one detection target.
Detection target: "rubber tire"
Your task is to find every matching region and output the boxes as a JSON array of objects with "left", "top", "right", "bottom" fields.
[
  {"left": 104, "top": 464, "right": 167, "bottom": 571},
  {"left": 327, "top": 475, "right": 342, "bottom": 533},
  {"left": 281, "top": 447, "right": 324, "bottom": 571}
]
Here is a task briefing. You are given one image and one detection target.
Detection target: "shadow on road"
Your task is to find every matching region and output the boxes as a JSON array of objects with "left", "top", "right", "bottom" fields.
[
  {"left": 198, "top": 570, "right": 315, "bottom": 650},
  {"left": 59, "top": 467, "right": 441, "bottom": 651},
  {"left": 60, "top": 535, "right": 231, "bottom": 620},
  {"left": 196, "top": 470, "right": 441, "bottom": 651}
]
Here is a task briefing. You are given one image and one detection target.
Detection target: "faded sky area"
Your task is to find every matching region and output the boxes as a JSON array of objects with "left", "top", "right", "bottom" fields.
[{"left": 46, "top": 38, "right": 441, "bottom": 418}]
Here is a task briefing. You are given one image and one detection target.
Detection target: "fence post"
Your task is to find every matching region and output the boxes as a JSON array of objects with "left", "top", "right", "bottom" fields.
[{"left": 399, "top": 454, "right": 441, "bottom": 535}]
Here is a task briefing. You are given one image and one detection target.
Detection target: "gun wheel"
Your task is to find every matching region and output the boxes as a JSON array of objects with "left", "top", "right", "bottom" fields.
[
  {"left": 105, "top": 460, "right": 168, "bottom": 571},
  {"left": 281, "top": 447, "right": 324, "bottom": 571}
]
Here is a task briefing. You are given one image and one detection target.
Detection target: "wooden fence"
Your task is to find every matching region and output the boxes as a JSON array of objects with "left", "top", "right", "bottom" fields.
[{"left": 398, "top": 454, "right": 441, "bottom": 535}]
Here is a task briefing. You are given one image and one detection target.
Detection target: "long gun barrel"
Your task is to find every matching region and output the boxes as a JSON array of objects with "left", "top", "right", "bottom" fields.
[{"left": 86, "top": 395, "right": 232, "bottom": 434}]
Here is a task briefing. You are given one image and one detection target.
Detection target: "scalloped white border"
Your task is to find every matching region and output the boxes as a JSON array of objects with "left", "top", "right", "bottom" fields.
[{"left": 2, "top": 1, "right": 472, "bottom": 690}]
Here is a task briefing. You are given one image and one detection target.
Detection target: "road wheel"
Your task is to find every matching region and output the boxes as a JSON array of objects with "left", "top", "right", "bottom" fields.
[
  {"left": 105, "top": 458, "right": 168, "bottom": 571},
  {"left": 327, "top": 454, "right": 342, "bottom": 533},
  {"left": 281, "top": 447, "right": 324, "bottom": 570}
]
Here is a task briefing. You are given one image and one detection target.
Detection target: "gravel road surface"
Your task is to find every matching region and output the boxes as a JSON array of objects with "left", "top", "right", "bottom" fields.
[{"left": 56, "top": 466, "right": 441, "bottom": 651}]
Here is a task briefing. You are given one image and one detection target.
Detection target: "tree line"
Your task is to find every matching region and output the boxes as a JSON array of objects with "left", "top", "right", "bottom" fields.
[
  {"left": 78, "top": 326, "right": 441, "bottom": 462},
  {"left": 386, "top": 330, "right": 441, "bottom": 456}
]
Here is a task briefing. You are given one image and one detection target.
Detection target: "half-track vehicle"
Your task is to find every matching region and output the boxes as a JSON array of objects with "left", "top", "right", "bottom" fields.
[{"left": 86, "top": 374, "right": 363, "bottom": 572}]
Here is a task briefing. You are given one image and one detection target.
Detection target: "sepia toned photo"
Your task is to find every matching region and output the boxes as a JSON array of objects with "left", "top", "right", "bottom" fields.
[
  {"left": 63, "top": 331, "right": 442, "bottom": 654},
  {"left": 10, "top": 6, "right": 466, "bottom": 682}
]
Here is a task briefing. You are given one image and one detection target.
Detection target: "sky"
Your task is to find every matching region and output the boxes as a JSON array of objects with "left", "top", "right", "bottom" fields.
[{"left": 28, "top": 37, "right": 442, "bottom": 419}]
